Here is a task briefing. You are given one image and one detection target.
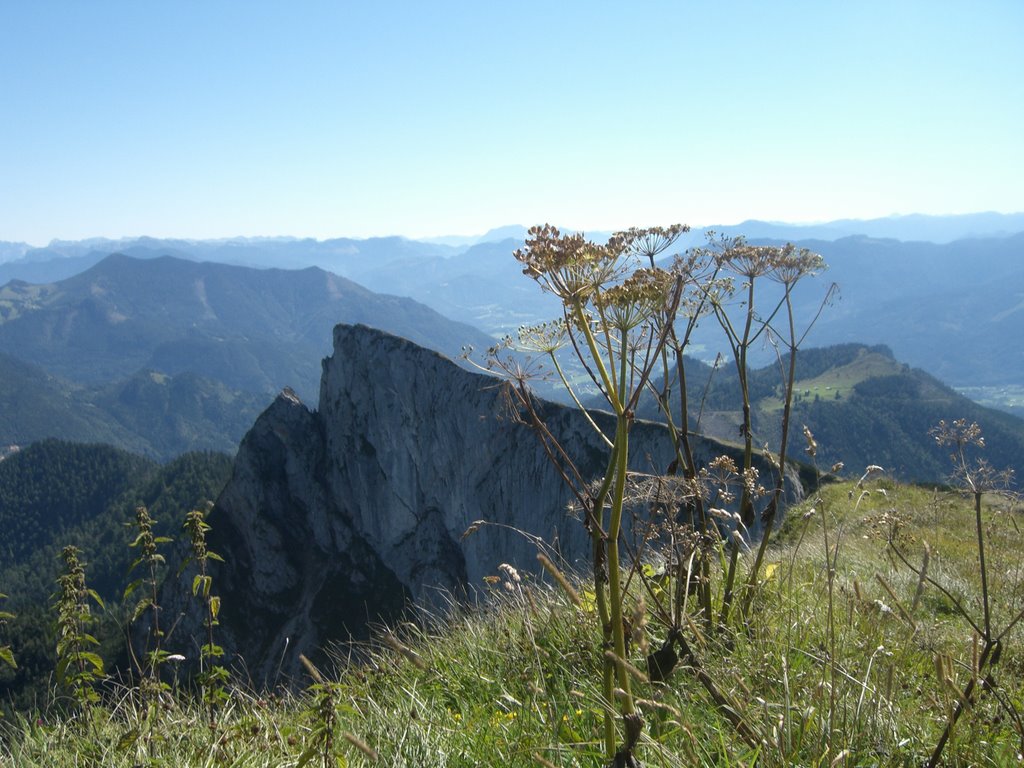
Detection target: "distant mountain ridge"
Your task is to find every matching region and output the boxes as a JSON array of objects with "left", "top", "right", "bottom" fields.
[
  {"left": 0, "top": 253, "right": 495, "bottom": 399},
  {"left": 0, "top": 254, "right": 501, "bottom": 456},
  {"left": 3, "top": 211, "right": 1022, "bottom": 284},
  {"left": 2, "top": 215, "right": 1021, "bottom": 458}
]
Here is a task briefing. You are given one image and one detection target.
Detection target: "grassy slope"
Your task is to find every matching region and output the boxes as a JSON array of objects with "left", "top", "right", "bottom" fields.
[{"left": 3, "top": 476, "right": 1021, "bottom": 766}]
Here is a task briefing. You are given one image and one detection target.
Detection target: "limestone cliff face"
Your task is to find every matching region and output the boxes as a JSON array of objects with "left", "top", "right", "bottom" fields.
[{"left": 197, "top": 324, "right": 801, "bottom": 685}]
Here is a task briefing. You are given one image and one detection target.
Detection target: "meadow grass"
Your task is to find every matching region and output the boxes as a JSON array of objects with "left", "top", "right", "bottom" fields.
[{"left": 2, "top": 479, "right": 1021, "bottom": 766}]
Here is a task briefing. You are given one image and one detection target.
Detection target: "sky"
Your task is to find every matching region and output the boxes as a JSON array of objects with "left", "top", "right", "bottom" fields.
[{"left": 1, "top": 1, "right": 1022, "bottom": 246}]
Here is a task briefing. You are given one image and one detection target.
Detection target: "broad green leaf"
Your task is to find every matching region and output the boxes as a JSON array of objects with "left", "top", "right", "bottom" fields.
[
  {"left": 296, "top": 744, "right": 319, "bottom": 768},
  {"left": 0, "top": 646, "right": 16, "bottom": 669},
  {"left": 123, "top": 578, "right": 143, "bottom": 600},
  {"left": 201, "top": 643, "right": 224, "bottom": 658},
  {"left": 78, "top": 650, "right": 104, "bottom": 674}
]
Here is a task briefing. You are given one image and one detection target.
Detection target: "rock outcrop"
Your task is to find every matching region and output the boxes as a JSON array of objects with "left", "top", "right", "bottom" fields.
[{"left": 191, "top": 324, "right": 801, "bottom": 685}]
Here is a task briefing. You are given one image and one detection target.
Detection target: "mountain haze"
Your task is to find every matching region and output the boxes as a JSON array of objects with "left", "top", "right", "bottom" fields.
[
  {"left": 0, "top": 353, "right": 263, "bottom": 458},
  {"left": 0, "top": 253, "right": 497, "bottom": 401}
]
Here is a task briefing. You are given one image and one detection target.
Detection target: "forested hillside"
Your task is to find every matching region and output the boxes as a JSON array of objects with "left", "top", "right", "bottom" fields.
[
  {"left": 633, "top": 343, "right": 1024, "bottom": 483},
  {"left": 0, "top": 441, "right": 233, "bottom": 711},
  {"left": 0, "top": 253, "right": 500, "bottom": 457},
  {"left": 0, "top": 355, "right": 265, "bottom": 459}
]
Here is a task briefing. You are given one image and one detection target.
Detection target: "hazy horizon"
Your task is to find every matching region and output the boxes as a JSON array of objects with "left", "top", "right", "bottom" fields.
[{"left": 4, "top": 209, "right": 1024, "bottom": 250}]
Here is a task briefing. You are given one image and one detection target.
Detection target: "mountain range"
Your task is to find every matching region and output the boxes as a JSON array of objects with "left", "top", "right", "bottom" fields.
[
  {"left": 2, "top": 214, "right": 1021, "bottom": 394},
  {"left": 1, "top": 215, "right": 1023, "bottom": 462},
  {"left": 0, "top": 254, "right": 499, "bottom": 458},
  {"left": 0, "top": 253, "right": 494, "bottom": 396}
]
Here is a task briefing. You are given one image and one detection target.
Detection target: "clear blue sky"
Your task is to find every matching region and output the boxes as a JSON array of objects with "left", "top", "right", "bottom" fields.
[{"left": 1, "top": 1, "right": 1021, "bottom": 245}]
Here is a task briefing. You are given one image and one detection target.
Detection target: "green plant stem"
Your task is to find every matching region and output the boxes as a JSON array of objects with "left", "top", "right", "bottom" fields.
[
  {"left": 591, "top": 427, "right": 619, "bottom": 758},
  {"left": 574, "top": 302, "right": 622, "bottom": 418},
  {"left": 607, "top": 415, "right": 634, "bottom": 712},
  {"left": 740, "top": 287, "right": 799, "bottom": 619},
  {"left": 927, "top": 639, "right": 997, "bottom": 768},
  {"left": 549, "top": 351, "right": 612, "bottom": 448},
  {"left": 974, "top": 490, "right": 991, "bottom": 640}
]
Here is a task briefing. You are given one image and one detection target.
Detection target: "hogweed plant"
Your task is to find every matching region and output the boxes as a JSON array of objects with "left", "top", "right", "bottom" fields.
[
  {"left": 467, "top": 224, "right": 833, "bottom": 764},
  {"left": 695, "top": 236, "right": 833, "bottom": 627},
  {"left": 498, "top": 224, "right": 687, "bottom": 765}
]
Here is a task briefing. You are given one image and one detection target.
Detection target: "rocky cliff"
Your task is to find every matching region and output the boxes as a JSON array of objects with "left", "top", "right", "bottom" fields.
[{"left": 190, "top": 324, "right": 801, "bottom": 685}]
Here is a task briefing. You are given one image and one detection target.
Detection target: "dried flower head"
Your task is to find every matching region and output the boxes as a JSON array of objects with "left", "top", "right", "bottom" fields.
[
  {"left": 514, "top": 224, "right": 618, "bottom": 303},
  {"left": 607, "top": 224, "right": 689, "bottom": 266},
  {"left": 930, "top": 418, "right": 984, "bottom": 449},
  {"left": 601, "top": 267, "right": 676, "bottom": 331},
  {"left": 516, "top": 319, "right": 568, "bottom": 354},
  {"left": 769, "top": 243, "right": 826, "bottom": 285},
  {"left": 802, "top": 425, "right": 817, "bottom": 458}
]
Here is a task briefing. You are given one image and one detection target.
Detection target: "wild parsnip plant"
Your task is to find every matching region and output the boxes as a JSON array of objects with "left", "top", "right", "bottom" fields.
[
  {"left": 52, "top": 545, "right": 105, "bottom": 710},
  {"left": 482, "top": 224, "right": 689, "bottom": 764}
]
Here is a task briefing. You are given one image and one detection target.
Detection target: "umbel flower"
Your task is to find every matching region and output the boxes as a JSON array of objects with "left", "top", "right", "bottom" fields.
[
  {"left": 601, "top": 267, "right": 676, "bottom": 332},
  {"left": 514, "top": 224, "right": 615, "bottom": 303}
]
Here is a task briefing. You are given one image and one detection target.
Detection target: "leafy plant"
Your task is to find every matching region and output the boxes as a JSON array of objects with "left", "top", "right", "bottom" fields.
[
  {"left": 297, "top": 654, "right": 341, "bottom": 768},
  {"left": 474, "top": 224, "right": 833, "bottom": 764},
  {"left": 124, "top": 505, "right": 173, "bottom": 704},
  {"left": 480, "top": 224, "right": 694, "bottom": 764},
  {"left": 181, "top": 503, "right": 229, "bottom": 722},
  {"left": 52, "top": 545, "right": 105, "bottom": 710}
]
